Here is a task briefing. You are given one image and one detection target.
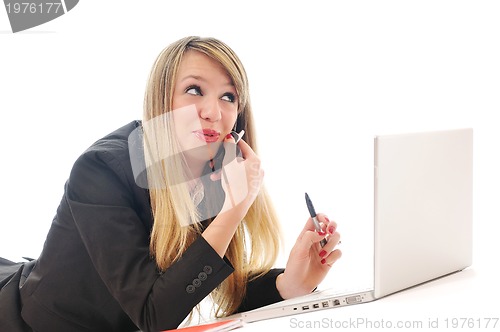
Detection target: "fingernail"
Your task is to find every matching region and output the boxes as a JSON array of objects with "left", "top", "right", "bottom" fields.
[
  {"left": 328, "top": 226, "right": 335, "bottom": 234},
  {"left": 226, "top": 133, "right": 232, "bottom": 139},
  {"left": 324, "top": 216, "right": 330, "bottom": 223},
  {"left": 319, "top": 250, "right": 327, "bottom": 257},
  {"left": 318, "top": 231, "right": 326, "bottom": 236},
  {"left": 321, "top": 259, "right": 326, "bottom": 264}
]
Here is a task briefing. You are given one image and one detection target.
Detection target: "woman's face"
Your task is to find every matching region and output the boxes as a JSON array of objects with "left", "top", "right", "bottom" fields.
[{"left": 171, "top": 50, "right": 239, "bottom": 162}]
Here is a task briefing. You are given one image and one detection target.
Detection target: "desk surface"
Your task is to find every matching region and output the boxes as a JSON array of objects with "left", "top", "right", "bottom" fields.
[{"left": 237, "top": 265, "right": 497, "bottom": 331}]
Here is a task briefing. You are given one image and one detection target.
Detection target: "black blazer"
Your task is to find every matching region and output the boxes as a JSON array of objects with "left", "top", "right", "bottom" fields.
[{"left": 19, "top": 121, "right": 284, "bottom": 332}]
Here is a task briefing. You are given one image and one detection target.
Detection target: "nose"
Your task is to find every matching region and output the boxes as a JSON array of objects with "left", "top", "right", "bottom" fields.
[{"left": 198, "top": 97, "right": 222, "bottom": 122}]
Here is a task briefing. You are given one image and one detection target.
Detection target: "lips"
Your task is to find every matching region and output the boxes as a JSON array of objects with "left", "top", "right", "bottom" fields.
[{"left": 193, "top": 129, "right": 220, "bottom": 143}]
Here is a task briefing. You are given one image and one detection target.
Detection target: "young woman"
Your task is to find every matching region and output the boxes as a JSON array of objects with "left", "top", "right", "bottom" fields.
[{"left": 1, "top": 36, "right": 342, "bottom": 332}]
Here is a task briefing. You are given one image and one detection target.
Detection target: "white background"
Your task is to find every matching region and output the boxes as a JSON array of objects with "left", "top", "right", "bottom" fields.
[{"left": 1, "top": 0, "right": 499, "bottom": 323}]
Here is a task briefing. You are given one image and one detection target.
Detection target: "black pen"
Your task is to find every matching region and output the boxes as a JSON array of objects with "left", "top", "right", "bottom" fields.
[{"left": 305, "top": 192, "right": 328, "bottom": 247}]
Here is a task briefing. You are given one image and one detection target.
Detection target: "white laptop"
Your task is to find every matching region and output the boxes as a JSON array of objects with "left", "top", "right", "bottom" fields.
[{"left": 233, "top": 128, "right": 473, "bottom": 323}]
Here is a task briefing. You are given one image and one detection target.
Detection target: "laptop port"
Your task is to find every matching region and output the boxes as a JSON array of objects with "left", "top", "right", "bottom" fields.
[
  {"left": 346, "top": 295, "right": 362, "bottom": 304},
  {"left": 313, "top": 303, "right": 320, "bottom": 309},
  {"left": 322, "top": 301, "right": 329, "bottom": 308},
  {"left": 333, "top": 299, "right": 341, "bottom": 306},
  {"left": 302, "top": 305, "right": 310, "bottom": 310}
]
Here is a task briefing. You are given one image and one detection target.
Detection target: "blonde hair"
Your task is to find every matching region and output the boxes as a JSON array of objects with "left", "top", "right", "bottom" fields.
[{"left": 142, "top": 36, "right": 282, "bottom": 319}]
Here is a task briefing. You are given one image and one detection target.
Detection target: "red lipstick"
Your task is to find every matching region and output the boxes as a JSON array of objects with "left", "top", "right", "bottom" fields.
[{"left": 193, "top": 129, "right": 220, "bottom": 143}]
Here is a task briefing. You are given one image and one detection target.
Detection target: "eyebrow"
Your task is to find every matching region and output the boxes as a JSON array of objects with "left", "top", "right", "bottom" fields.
[
  {"left": 180, "top": 75, "right": 205, "bottom": 83},
  {"left": 179, "top": 75, "right": 235, "bottom": 87}
]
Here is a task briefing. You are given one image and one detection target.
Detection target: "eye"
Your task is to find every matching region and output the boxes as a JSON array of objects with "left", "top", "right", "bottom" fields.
[
  {"left": 221, "top": 92, "right": 236, "bottom": 103},
  {"left": 185, "top": 85, "right": 202, "bottom": 96}
]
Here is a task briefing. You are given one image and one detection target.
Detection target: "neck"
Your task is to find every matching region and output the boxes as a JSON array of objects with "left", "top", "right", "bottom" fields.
[{"left": 183, "top": 155, "right": 209, "bottom": 181}]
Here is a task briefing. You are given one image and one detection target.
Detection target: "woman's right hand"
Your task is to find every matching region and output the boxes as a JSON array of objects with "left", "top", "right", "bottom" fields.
[
  {"left": 211, "top": 133, "right": 264, "bottom": 221},
  {"left": 203, "top": 134, "right": 263, "bottom": 257}
]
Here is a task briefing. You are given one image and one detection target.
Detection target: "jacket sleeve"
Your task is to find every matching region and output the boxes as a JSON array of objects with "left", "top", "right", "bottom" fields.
[
  {"left": 65, "top": 147, "right": 233, "bottom": 331},
  {"left": 236, "top": 268, "right": 285, "bottom": 313}
]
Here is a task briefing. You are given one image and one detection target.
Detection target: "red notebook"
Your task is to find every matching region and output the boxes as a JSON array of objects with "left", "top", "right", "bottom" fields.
[{"left": 163, "top": 319, "right": 244, "bottom": 332}]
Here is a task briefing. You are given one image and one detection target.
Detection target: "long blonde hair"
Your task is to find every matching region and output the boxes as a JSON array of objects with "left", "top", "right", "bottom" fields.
[{"left": 142, "top": 36, "right": 282, "bottom": 318}]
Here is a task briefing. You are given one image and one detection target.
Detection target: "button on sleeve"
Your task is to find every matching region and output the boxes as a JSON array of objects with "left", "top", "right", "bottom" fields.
[
  {"left": 186, "top": 284, "right": 196, "bottom": 294},
  {"left": 203, "top": 265, "right": 213, "bottom": 274}
]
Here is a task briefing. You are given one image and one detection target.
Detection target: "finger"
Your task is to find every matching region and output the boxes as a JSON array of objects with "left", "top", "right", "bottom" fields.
[
  {"left": 222, "top": 134, "right": 237, "bottom": 167},
  {"left": 316, "top": 213, "right": 337, "bottom": 233},
  {"left": 301, "top": 216, "right": 320, "bottom": 233},
  {"left": 322, "top": 249, "right": 342, "bottom": 267},
  {"left": 296, "top": 229, "right": 327, "bottom": 253},
  {"left": 319, "top": 231, "right": 341, "bottom": 255},
  {"left": 301, "top": 215, "right": 334, "bottom": 239},
  {"left": 236, "top": 138, "right": 257, "bottom": 161},
  {"left": 210, "top": 170, "right": 222, "bottom": 181}
]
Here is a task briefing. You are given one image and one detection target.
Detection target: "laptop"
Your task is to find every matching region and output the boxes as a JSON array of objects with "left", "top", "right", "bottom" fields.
[{"left": 232, "top": 128, "right": 473, "bottom": 323}]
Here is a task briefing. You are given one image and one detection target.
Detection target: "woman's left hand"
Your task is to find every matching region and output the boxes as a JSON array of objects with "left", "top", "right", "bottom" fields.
[{"left": 276, "top": 213, "right": 342, "bottom": 299}]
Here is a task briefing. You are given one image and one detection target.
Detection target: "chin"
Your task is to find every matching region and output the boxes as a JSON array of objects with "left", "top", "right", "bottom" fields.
[{"left": 183, "top": 142, "right": 221, "bottom": 162}]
